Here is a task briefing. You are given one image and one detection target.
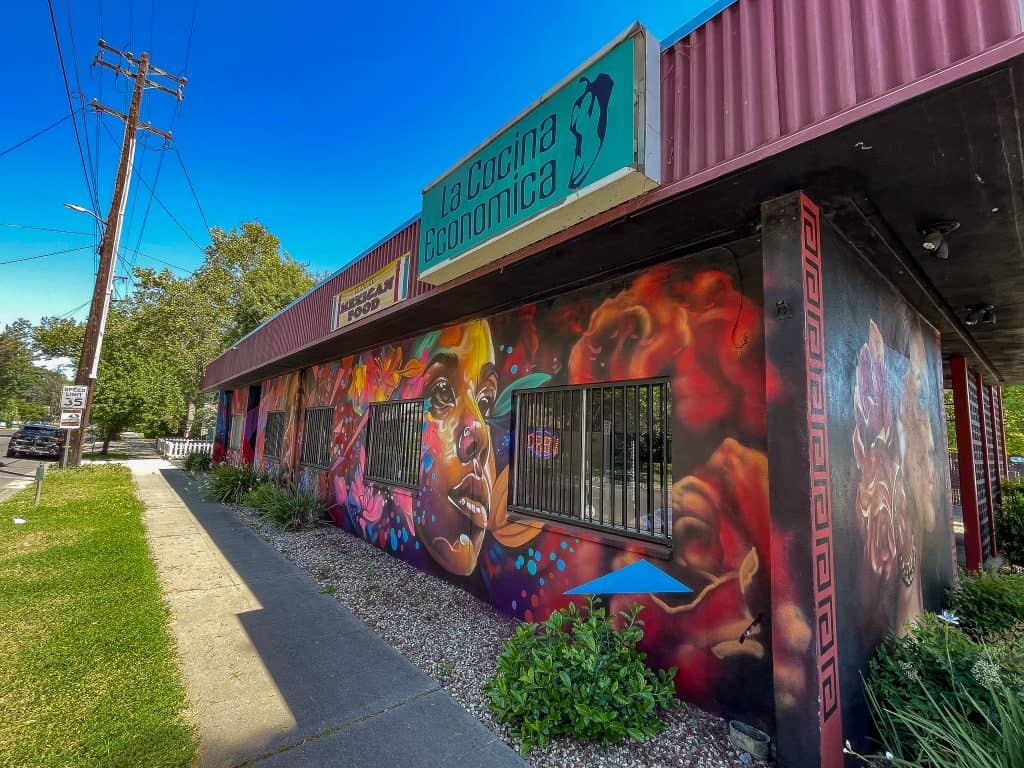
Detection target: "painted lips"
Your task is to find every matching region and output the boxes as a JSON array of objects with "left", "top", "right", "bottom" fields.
[{"left": 448, "top": 469, "right": 489, "bottom": 530}]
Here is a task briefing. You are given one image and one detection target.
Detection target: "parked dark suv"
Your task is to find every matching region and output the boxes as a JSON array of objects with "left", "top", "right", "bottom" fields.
[{"left": 6, "top": 424, "right": 63, "bottom": 459}]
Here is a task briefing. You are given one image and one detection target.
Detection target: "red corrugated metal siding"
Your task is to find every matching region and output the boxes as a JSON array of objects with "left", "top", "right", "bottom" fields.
[
  {"left": 204, "top": 220, "right": 432, "bottom": 387},
  {"left": 661, "top": 0, "right": 1022, "bottom": 182},
  {"left": 206, "top": 0, "right": 1023, "bottom": 390}
]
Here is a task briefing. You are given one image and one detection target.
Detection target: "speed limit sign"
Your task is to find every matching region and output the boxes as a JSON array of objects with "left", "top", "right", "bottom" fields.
[{"left": 61, "top": 385, "right": 88, "bottom": 409}]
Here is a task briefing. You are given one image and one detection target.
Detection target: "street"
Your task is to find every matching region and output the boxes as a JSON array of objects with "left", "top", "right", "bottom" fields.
[{"left": 0, "top": 430, "right": 54, "bottom": 503}]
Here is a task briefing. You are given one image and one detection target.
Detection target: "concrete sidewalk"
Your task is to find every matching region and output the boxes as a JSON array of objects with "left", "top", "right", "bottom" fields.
[{"left": 130, "top": 459, "right": 524, "bottom": 768}]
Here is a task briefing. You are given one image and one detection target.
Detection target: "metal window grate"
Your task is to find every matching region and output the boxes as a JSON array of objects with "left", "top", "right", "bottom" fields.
[
  {"left": 264, "top": 411, "right": 286, "bottom": 460},
  {"left": 366, "top": 399, "right": 424, "bottom": 489},
  {"left": 511, "top": 379, "right": 672, "bottom": 543},
  {"left": 300, "top": 406, "right": 334, "bottom": 469},
  {"left": 228, "top": 414, "right": 244, "bottom": 451}
]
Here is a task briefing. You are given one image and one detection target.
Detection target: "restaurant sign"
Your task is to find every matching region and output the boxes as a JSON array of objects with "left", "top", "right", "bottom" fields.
[
  {"left": 330, "top": 254, "right": 409, "bottom": 331},
  {"left": 418, "top": 23, "right": 661, "bottom": 285}
]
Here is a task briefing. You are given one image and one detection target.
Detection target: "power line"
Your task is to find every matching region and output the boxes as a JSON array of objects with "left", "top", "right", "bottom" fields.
[
  {"left": 0, "top": 112, "right": 74, "bottom": 160},
  {"left": 0, "top": 244, "right": 94, "bottom": 266},
  {"left": 46, "top": 0, "right": 97, "bottom": 214},
  {"left": 63, "top": 0, "right": 100, "bottom": 218},
  {"left": 100, "top": 120, "right": 206, "bottom": 256},
  {"left": 60, "top": 300, "right": 92, "bottom": 318},
  {"left": 182, "top": 0, "right": 197, "bottom": 75},
  {"left": 1, "top": 224, "right": 94, "bottom": 236},
  {"left": 173, "top": 147, "right": 210, "bottom": 233}
]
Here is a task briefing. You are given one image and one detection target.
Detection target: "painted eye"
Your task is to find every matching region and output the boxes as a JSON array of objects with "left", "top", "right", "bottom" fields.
[
  {"left": 478, "top": 392, "right": 494, "bottom": 417},
  {"left": 431, "top": 378, "right": 455, "bottom": 408}
]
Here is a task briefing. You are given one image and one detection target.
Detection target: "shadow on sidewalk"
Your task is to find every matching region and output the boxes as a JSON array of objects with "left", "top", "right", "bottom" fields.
[{"left": 155, "top": 467, "right": 522, "bottom": 768}]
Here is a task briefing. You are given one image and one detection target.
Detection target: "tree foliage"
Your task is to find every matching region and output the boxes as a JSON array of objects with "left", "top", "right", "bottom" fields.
[
  {"left": 21, "top": 222, "right": 317, "bottom": 443},
  {"left": 1003, "top": 385, "right": 1024, "bottom": 457}
]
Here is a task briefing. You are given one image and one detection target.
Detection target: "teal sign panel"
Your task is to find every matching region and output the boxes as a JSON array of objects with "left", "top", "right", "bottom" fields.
[{"left": 419, "top": 35, "right": 639, "bottom": 280}]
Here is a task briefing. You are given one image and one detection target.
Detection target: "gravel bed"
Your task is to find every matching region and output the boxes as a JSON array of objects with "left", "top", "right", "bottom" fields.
[{"left": 191, "top": 476, "right": 763, "bottom": 767}]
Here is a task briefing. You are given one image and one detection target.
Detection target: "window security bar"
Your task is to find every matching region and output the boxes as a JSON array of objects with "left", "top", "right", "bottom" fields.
[
  {"left": 264, "top": 411, "right": 285, "bottom": 459},
  {"left": 366, "top": 399, "right": 424, "bottom": 490},
  {"left": 510, "top": 379, "right": 672, "bottom": 543},
  {"left": 300, "top": 406, "right": 334, "bottom": 469}
]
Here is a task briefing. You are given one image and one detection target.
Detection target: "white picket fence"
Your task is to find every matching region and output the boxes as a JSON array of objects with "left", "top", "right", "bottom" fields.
[{"left": 157, "top": 438, "right": 213, "bottom": 460}]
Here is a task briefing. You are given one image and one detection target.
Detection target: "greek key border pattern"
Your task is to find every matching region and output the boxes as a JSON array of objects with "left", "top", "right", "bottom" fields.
[{"left": 800, "top": 195, "right": 843, "bottom": 763}]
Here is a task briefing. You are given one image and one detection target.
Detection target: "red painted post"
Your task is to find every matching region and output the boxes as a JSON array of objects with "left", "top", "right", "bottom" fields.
[
  {"left": 976, "top": 373, "right": 999, "bottom": 555},
  {"left": 951, "top": 358, "right": 983, "bottom": 571}
]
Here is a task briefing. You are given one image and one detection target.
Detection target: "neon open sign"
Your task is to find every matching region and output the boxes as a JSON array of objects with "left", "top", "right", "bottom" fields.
[{"left": 527, "top": 427, "right": 561, "bottom": 459}]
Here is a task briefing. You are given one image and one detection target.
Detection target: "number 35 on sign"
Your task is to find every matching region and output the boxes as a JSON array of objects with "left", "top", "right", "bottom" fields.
[{"left": 61, "top": 385, "right": 88, "bottom": 409}]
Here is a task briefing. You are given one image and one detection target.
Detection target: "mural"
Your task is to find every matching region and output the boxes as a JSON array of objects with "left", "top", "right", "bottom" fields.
[
  {"left": 255, "top": 372, "right": 300, "bottom": 474},
  {"left": 820, "top": 222, "right": 953, "bottom": 754},
  {"left": 255, "top": 251, "right": 813, "bottom": 731}
]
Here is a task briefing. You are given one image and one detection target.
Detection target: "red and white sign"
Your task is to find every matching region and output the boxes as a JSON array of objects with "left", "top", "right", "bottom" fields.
[{"left": 59, "top": 411, "right": 82, "bottom": 430}]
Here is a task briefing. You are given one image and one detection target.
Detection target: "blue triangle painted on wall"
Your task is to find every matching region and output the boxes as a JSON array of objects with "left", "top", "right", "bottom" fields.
[{"left": 564, "top": 559, "right": 693, "bottom": 595}]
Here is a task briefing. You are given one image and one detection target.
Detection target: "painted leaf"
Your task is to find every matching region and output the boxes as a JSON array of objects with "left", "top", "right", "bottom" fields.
[
  {"left": 493, "top": 373, "right": 551, "bottom": 417},
  {"left": 490, "top": 468, "right": 544, "bottom": 548}
]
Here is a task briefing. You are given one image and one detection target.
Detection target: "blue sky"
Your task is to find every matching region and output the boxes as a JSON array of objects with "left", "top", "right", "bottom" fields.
[{"left": 1, "top": 1, "right": 716, "bottom": 329}]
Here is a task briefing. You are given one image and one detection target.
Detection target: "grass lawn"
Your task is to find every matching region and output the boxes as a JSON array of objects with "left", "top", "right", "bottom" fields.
[
  {"left": 0, "top": 465, "right": 197, "bottom": 767},
  {"left": 82, "top": 450, "right": 132, "bottom": 461}
]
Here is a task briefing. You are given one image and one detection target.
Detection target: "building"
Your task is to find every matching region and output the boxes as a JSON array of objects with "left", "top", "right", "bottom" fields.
[{"left": 203, "top": 2, "right": 1024, "bottom": 765}]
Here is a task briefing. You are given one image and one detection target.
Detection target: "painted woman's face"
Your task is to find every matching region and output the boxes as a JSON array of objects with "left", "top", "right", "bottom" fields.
[{"left": 417, "top": 321, "right": 498, "bottom": 575}]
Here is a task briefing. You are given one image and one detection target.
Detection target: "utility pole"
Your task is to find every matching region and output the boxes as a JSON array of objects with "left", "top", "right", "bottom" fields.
[{"left": 66, "top": 41, "right": 185, "bottom": 467}]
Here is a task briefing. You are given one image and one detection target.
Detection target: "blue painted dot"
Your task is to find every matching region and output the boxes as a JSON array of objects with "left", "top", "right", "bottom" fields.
[
  {"left": 528, "top": 548, "right": 534, "bottom": 557},
  {"left": 431, "top": 472, "right": 436, "bottom": 481},
  {"left": 401, "top": 529, "right": 409, "bottom": 542},
  {"left": 515, "top": 555, "right": 525, "bottom": 569},
  {"left": 510, "top": 364, "right": 519, "bottom": 375},
  {"left": 539, "top": 578, "right": 545, "bottom": 586},
  {"left": 549, "top": 552, "right": 557, "bottom": 561},
  {"left": 557, "top": 559, "right": 565, "bottom": 571},
  {"left": 561, "top": 541, "right": 567, "bottom": 549},
  {"left": 527, "top": 560, "right": 537, "bottom": 575},
  {"left": 431, "top": 515, "right": 436, "bottom": 523},
  {"left": 512, "top": 599, "right": 517, "bottom": 610},
  {"left": 389, "top": 529, "right": 398, "bottom": 551},
  {"left": 415, "top": 541, "right": 420, "bottom": 550},
  {"left": 534, "top": 550, "right": 541, "bottom": 561}
]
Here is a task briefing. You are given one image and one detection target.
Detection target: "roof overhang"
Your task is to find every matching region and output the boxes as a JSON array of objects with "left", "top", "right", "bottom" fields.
[{"left": 206, "top": 41, "right": 1024, "bottom": 391}]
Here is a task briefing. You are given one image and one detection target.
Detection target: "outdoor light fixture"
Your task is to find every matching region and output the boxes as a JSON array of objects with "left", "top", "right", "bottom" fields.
[
  {"left": 63, "top": 202, "right": 106, "bottom": 227},
  {"left": 920, "top": 220, "right": 959, "bottom": 259},
  {"left": 963, "top": 304, "right": 996, "bottom": 327}
]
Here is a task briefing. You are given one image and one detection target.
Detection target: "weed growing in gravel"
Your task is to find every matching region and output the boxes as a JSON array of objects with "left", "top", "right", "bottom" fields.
[
  {"left": 244, "top": 481, "right": 324, "bottom": 531},
  {"left": 320, "top": 584, "right": 338, "bottom": 595},
  {"left": 208, "top": 464, "right": 263, "bottom": 503},
  {"left": 485, "top": 596, "right": 679, "bottom": 754},
  {"left": 438, "top": 661, "right": 456, "bottom": 679},
  {"left": 364, "top": 564, "right": 377, "bottom": 578},
  {"left": 183, "top": 451, "right": 212, "bottom": 473}
]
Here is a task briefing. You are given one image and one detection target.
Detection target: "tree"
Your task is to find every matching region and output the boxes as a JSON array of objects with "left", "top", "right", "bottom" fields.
[
  {"left": 36, "top": 221, "right": 318, "bottom": 446},
  {"left": 0, "top": 320, "right": 35, "bottom": 422},
  {"left": 1003, "top": 385, "right": 1024, "bottom": 457},
  {"left": 33, "top": 316, "right": 85, "bottom": 368}
]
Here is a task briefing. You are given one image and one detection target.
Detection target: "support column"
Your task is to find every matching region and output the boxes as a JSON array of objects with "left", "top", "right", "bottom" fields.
[
  {"left": 951, "top": 358, "right": 984, "bottom": 570},
  {"left": 976, "top": 373, "right": 999, "bottom": 553},
  {"left": 762, "top": 191, "right": 843, "bottom": 768},
  {"left": 212, "top": 390, "right": 231, "bottom": 465}
]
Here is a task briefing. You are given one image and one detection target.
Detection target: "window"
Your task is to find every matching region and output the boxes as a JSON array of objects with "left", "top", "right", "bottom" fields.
[
  {"left": 300, "top": 407, "right": 334, "bottom": 469},
  {"left": 511, "top": 380, "right": 672, "bottom": 541},
  {"left": 228, "top": 414, "right": 244, "bottom": 451},
  {"left": 366, "top": 399, "right": 424, "bottom": 489},
  {"left": 264, "top": 411, "right": 286, "bottom": 460}
]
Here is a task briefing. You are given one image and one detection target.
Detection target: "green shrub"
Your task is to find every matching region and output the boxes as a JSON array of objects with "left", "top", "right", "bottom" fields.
[
  {"left": 183, "top": 451, "right": 211, "bottom": 473},
  {"left": 998, "top": 480, "right": 1024, "bottom": 566},
  {"left": 865, "top": 613, "right": 1024, "bottom": 763},
  {"left": 207, "top": 463, "right": 262, "bottom": 504},
  {"left": 245, "top": 480, "right": 324, "bottom": 530},
  {"left": 859, "top": 674, "right": 1024, "bottom": 768},
  {"left": 484, "top": 597, "right": 679, "bottom": 754},
  {"left": 948, "top": 571, "right": 1024, "bottom": 640}
]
